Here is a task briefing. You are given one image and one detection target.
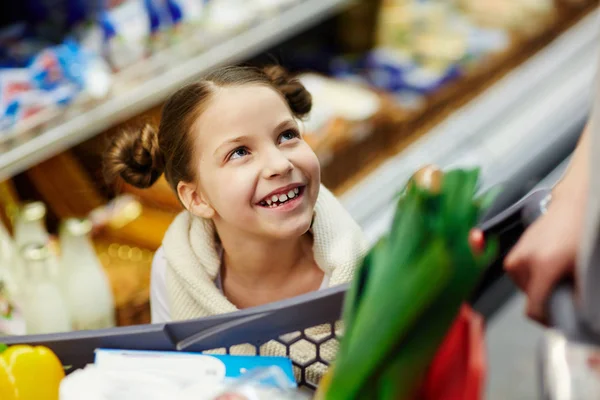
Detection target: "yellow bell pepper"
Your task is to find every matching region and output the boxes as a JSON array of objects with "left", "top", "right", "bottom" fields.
[{"left": 0, "top": 344, "right": 65, "bottom": 400}]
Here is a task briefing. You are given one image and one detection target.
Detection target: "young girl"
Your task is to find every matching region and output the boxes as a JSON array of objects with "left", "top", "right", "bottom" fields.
[{"left": 103, "top": 66, "right": 368, "bottom": 379}]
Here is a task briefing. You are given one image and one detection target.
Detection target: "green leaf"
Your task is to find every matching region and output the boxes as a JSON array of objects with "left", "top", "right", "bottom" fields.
[{"left": 0, "top": 343, "right": 8, "bottom": 354}]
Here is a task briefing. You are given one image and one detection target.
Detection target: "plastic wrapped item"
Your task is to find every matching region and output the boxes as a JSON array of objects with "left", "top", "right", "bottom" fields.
[
  {"left": 61, "top": 350, "right": 303, "bottom": 399},
  {"left": 98, "top": 0, "right": 151, "bottom": 70},
  {"left": 0, "top": 69, "right": 37, "bottom": 131},
  {"left": 0, "top": 39, "right": 111, "bottom": 131},
  {"left": 207, "top": 367, "right": 310, "bottom": 400}
]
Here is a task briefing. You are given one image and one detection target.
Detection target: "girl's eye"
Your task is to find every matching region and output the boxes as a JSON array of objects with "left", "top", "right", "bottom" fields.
[
  {"left": 279, "top": 129, "right": 300, "bottom": 143},
  {"left": 229, "top": 147, "right": 249, "bottom": 161}
]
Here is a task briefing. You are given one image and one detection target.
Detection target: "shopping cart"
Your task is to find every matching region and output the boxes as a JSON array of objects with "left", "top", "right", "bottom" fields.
[{"left": 0, "top": 160, "right": 571, "bottom": 397}]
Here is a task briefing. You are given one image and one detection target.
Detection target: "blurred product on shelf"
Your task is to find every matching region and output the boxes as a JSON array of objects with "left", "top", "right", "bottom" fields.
[
  {"left": 59, "top": 218, "right": 116, "bottom": 331},
  {"left": 25, "top": 151, "right": 106, "bottom": 219},
  {"left": 0, "top": 39, "right": 111, "bottom": 132},
  {"left": 298, "top": 73, "right": 405, "bottom": 166},
  {"left": 0, "top": 179, "right": 19, "bottom": 230},
  {"left": 0, "top": 182, "right": 159, "bottom": 331},
  {"left": 0, "top": 0, "right": 309, "bottom": 140},
  {"left": 0, "top": 220, "right": 18, "bottom": 295},
  {"left": 94, "top": 0, "right": 153, "bottom": 70},
  {"left": 310, "top": 0, "right": 595, "bottom": 191},
  {"left": 13, "top": 202, "right": 53, "bottom": 252},
  {"left": 458, "top": 0, "right": 557, "bottom": 37},
  {"left": 19, "top": 243, "right": 72, "bottom": 335},
  {"left": 120, "top": 175, "right": 183, "bottom": 213},
  {"left": 94, "top": 240, "right": 154, "bottom": 326},
  {"left": 338, "top": 0, "right": 516, "bottom": 95},
  {"left": 0, "top": 279, "right": 25, "bottom": 336},
  {"left": 300, "top": 73, "right": 382, "bottom": 161},
  {"left": 0, "top": 219, "right": 25, "bottom": 336},
  {"left": 90, "top": 195, "right": 175, "bottom": 250}
]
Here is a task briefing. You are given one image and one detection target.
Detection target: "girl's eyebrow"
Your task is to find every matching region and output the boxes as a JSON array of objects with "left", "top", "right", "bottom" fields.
[
  {"left": 214, "top": 135, "right": 250, "bottom": 157},
  {"left": 273, "top": 119, "right": 297, "bottom": 132}
]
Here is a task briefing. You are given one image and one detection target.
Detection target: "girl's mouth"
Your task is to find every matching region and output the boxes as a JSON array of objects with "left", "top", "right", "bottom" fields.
[{"left": 258, "top": 186, "right": 305, "bottom": 209}]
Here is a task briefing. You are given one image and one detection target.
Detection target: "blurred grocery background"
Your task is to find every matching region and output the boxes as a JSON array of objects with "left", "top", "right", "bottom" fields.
[{"left": 0, "top": 0, "right": 597, "bottom": 397}]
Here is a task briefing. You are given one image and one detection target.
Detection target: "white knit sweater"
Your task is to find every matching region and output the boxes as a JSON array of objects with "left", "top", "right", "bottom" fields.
[{"left": 162, "top": 185, "right": 368, "bottom": 383}]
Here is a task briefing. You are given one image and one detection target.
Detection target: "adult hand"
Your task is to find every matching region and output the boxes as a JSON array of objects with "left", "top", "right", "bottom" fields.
[{"left": 504, "top": 188, "right": 584, "bottom": 324}]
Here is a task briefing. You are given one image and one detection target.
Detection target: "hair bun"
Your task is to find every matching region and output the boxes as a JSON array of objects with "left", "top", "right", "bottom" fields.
[
  {"left": 263, "top": 65, "right": 312, "bottom": 118},
  {"left": 103, "top": 124, "right": 165, "bottom": 189}
]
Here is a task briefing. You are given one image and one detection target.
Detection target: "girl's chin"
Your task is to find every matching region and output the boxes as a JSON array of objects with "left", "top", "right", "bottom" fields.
[{"left": 264, "top": 218, "right": 313, "bottom": 240}]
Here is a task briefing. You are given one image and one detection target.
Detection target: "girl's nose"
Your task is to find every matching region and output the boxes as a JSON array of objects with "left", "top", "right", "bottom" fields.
[{"left": 262, "top": 149, "right": 293, "bottom": 179}]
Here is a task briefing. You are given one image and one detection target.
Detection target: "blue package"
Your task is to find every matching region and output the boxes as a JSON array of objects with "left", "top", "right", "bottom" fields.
[
  {"left": 399, "top": 63, "right": 462, "bottom": 94},
  {"left": 94, "top": 348, "right": 297, "bottom": 388},
  {"left": 146, "top": 0, "right": 205, "bottom": 31},
  {"left": 144, "top": 0, "right": 164, "bottom": 35},
  {"left": 363, "top": 48, "right": 416, "bottom": 92}
]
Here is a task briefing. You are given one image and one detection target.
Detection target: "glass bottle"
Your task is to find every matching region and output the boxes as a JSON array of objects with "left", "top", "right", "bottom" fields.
[
  {"left": 60, "top": 218, "right": 116, "bottom": 330},
  {"left": 0, "top": 220, "right": 19, "bottom": 297},
  {"left": 13, "top": 202, "right": 60, "bottom": 280},
  {"left": 0, "top": 231, "right": 26, "bottom": 336},
  {"left": 20, "top": 243, "right": 72, "bottom": 335},
  {"left": 13, "top": 202, "right": 50, "bottom": 247}
]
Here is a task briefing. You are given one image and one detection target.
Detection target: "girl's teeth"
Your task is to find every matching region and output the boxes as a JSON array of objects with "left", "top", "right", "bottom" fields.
[
  {"left": 294, "top": 187, "right": 299, "bottom": 194},
  {"left": 271, "top": 195, "right": 278, "bottom": 202},
  {"left": 266, "top": 199, "right": 272, "bottom": 205},
  {"left": 288, "top": 190, "right": 295, "bottom": 199},
  {"left": 279, "top": 194, "right": 288, "bottom": 202}
]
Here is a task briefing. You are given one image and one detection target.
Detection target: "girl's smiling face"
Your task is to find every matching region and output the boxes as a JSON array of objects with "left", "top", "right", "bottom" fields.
[{"left": 183, "top": 84, "right": 321, "bottom": 240}]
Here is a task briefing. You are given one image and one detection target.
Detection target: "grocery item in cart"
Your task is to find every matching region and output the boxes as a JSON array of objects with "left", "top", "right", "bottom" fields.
[
  {"left": 0, "top": 344, "right": 65, "bottom": 400},
  {"left": 320, "top": 166, "right": 497, "bottom": 399},
  {"left": 60, "top": 349, "right": 300, "bottom": 399}
]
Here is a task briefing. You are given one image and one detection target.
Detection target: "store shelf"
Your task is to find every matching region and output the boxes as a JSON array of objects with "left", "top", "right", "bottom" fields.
[
  {"left": 341, "top": 10, "right": 598, "bottom": 245},
  {"left": 0, "top": 0, "right": 352, "bottom": 181}
]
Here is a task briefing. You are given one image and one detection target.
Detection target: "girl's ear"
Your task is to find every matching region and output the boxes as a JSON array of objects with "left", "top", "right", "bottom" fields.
[{"left": 177, "top": 181, "right": 215, "bottom": 219}]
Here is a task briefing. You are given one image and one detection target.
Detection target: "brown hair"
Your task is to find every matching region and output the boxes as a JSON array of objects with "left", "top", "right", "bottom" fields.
[{"left": 103, "top": 65, "right": 312, "bottom": 195}]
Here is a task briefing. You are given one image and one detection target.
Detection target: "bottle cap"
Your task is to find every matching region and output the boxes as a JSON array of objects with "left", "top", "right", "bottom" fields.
[
  {"left": 62, "top": 218, "right": 93, "bottom": 236},
  {"left": 20, "top": 201, "right": 46, "bottom": 222}
]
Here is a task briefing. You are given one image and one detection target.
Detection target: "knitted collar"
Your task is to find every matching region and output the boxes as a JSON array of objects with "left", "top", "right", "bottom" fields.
[{"left": 162, "top": 185, "right": 368, "bottom": 319}]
